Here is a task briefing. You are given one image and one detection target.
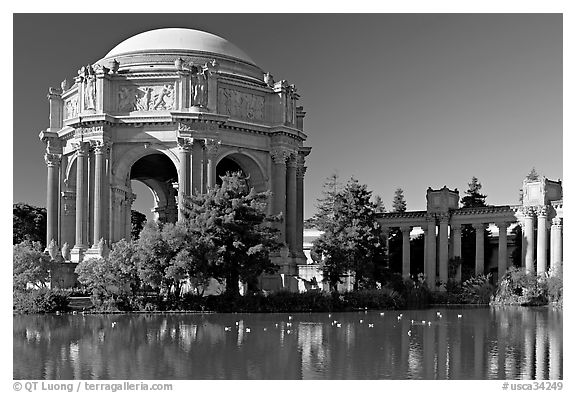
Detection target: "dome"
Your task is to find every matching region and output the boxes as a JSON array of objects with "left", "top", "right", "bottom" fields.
[{"left": 103, "top": 28, "right": 256, "bottom": 65}]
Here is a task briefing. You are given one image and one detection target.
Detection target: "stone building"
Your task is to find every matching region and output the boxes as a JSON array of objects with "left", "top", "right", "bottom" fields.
[
  {"left": 40, "top": 28, "right": 311, "bottom": 291},
  {"left": 302, "top": 176, "right": 563, "bottom": 291}
]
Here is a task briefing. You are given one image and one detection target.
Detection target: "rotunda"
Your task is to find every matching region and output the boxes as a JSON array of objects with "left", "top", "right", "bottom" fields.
[{"left": 40, "top": 28, "right": 311, "bottom": 291}]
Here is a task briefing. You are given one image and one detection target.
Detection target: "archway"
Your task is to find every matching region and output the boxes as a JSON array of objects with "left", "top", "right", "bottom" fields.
[
  {"left": 216, "top": 152, "right": 268, "bottom": 193},
  {"left": 130, "top": 152, "right": 178, "bottom": 225}
]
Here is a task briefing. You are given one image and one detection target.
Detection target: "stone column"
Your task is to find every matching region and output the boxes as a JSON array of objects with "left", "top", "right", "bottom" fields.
[
  {"left": 91, "top": 141, "right": 110, "bottom": 246},
  {"left": 271, "top": 148, "right": 288, "bottom": 244},
  {"left": 382, "top": 227, "right": 390, "bottom": 267},
  {"left": 550, "top": 217, "right": 562, "bottom": 276},
  {"left": 191, "top": 139, "right": 203, "bottom": 195},
  {"left": 110, "top": 187, "right": 125, "bottom": 243},
  {"left": 72, "top": 142, "right": 89, "bottom": 257},
  {"left": 452, "top": 224, "right": 462, "bottom": 282},
  {"left": 422, "top": 226, "right": 428, "bottom": 279},
  {"left": 177, "top": 137, "right": 192, "bottom": 220},
  {"left": 295, "top": 155, "right": 307, "bottom": 259},
  {"left": 536, "top": 206, "right": 548, "bottom": 274},
  {"left": 205, "top": 139, "right": 220, "bottom": 189},
  {"left": 400, "top": 226, "right": 411, "bottom": 279},
  {"left": 497, "top": 222, "right": 509, "bottom": 280},
  {"left": 523, "top": 208, "right": 535, "bottom": 273},
  {"left": 438, "top": 214, "right": 449, "bottom": 285},
  {"left": 201, "top": 146, "right": 208, "bottom": 194},
  {"left": 125, "top": 193, "right": 135, "bottom": 240},
  {"left": 473, "top": 223, "right": 485, "bottom": 276},
  {"left": 285, "top": 154, "right": 297, "bottom": 256},
  {"left": 44, "top": 153, "right": 62, "bottom": 247},
  {"left": 426, "top": 215, "right": 437, "bottom": 287}
]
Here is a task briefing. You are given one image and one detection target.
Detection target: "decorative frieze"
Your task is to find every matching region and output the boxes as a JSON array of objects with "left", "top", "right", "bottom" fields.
[
  {"left": 218, "top": 87, "right": 265, "bottom": 121},
  {"left": 118, "top": 84, "right": 175, "bottom": 112}
]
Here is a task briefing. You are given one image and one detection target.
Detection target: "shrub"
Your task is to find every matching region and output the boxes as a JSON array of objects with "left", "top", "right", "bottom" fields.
[
  {"left": 13, "top": 289, "right": 70, "bottom": 313},
  {"left": 13, "top": 241, "right": 51, "bottom": 290},
  {"left": 546, "top": 272, "right": 563, "bottom": 305},
  {"left": 399, "top": 273, "right": 431, "bottom": 308},
  {"left": 491, "top": 267, "right": 548, "bottom": 306},
  {"left": 461, "top": 274, "right": 494, "bottom": 304}
]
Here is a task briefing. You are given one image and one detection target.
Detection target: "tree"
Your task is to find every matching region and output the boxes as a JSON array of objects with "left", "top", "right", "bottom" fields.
[
  {"left": 131, "top": 210, "right": 147, "bottom": 240},
  {"left": 460, "top": 176, "right": 489, "bottom": 280},
  {"left": 133, "top": 221, "right": 193, "bottom": 300},
  {"left": 75, "top": 239, "right": 140, "bottom": 308},
  {"left": 13, "top": 203, "right": 47, "bottom": 247},
  {"left": 312, "top": 177, "right": 387, "bottom": 291},
  {"left": 183, "top": 172, "right": 282, "bottom": 296},
  {"left": 13, "top": 241, "right": 51, "bottom": 290},
  {"left": 392, "top": 188, "right": 407, "bottom": 212},
  {"left": 460, "top": 176, "right": 487, "bottom": 208},
  {"left": 527, "top": 167, "right": 539, "bottom": 181},
  {"left": 372, "top": 195, "right": 386, "bottom": 213},
  {"left": 313, "top": 173, "right": 343, "bottom": 231}
]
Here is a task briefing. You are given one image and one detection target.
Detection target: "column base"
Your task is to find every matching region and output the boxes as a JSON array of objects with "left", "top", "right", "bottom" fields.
[{"left": 70, "top": 246, "right": 87, "bottom": 263}]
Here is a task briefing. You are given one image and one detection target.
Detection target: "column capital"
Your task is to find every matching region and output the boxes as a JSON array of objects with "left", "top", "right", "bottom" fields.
[
  {"left": 497, "top": 222, "right": 510, "bottom": 230},
  {"left": 536, "top": 205, "right": 549, "bottom": 218},
  {"left": 426, "top": 214, "right": 436, "bottom": 224},
  {"left": 438, "top": 212, "right": 450, "bottom": 223},
  {"left": 522, "top": 206, "right": 535, "bottom": 217},
  {"left": 177, "top": 137, "right": 194, "bottom": 152},
  {"left": 451, "top": 223, "right": 462, "bottom": 232},
  {"left": 90, "top": 139, "right": 111, "bottom": 154},
  {"left": 472, "top": 223, "right": 486, "bottom": 231},
  {"left": 47, "top": 86, "right": 63, "bottom": 101},
  {"left": 551, "top": 217, "right": 562, "bottom": 227},
  {"left": 205, "top": 138, "right": 221, "bottom": 157},
  {"left": 270, "top": 147, "right": 291, "bottom": 164},
  {"left": 44, "top": 153, "right": 62, "bottom": 167},
  {"left": 286, "top": 153, "right": 298, "bottom": 168},
  {"left": 400, "top": 226, "right": 412, "bottom": 234},
  {"left": 296, "top": 165, "right": 307, "bottom": 179},
  {"left": 72, "top": 141, "right": 90, "bottom": 155}
]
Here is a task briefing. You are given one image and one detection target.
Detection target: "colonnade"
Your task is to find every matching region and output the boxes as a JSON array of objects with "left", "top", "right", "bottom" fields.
[
  {"left": 383, "top": 206, "right": 563, "bottom": 288},
  {"left": 270, "top": 147, "right": 308, "bottom": 260},
  {"left": 42, "top": 131, "right": 309, "bottom": 264}
]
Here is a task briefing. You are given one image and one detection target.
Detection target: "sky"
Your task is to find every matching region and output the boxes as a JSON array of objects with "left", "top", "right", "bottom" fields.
[{"left": 12, "top": 13, "right": 563, "bottom": 220}]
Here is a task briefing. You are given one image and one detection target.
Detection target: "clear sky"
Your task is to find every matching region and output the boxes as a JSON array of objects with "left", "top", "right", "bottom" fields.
[{"left": 12, "top": 13, "right": 562, "bottom": 219}]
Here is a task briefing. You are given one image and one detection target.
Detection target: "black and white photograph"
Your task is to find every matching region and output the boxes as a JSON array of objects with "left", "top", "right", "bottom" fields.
[{"left": 10, "top": 7, "right": 568, "bottom": 388}]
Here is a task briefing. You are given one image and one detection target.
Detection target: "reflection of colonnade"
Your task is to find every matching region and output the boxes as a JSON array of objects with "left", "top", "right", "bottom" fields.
[{"left": 378, "top": 179, "right": 563, "bottom": 288}]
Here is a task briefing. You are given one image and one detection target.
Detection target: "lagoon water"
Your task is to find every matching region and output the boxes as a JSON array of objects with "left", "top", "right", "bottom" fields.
[{"left": 13, "top": 306, "right": 562, "bottom": 380}]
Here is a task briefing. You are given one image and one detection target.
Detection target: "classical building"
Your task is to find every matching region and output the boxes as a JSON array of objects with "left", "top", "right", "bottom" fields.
[
  {"left": 302, "top": 176, "right": 563, "bottom": 291},
  {"left": 40, "top": 28, "right": 311, "bottom": 291}
]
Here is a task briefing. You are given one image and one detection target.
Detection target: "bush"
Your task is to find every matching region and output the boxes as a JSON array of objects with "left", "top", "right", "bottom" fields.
[
  {"left": 399, "top": 274, "right": 431, "bottom": 308},
  {"left": 491, "top": 267, "right": 548, "bottom": 306},
  {"left": 546, "top": 272, "right": 563, "bottom": 305},
  {"left": 461, "top": 274, "right": 495, "bottom": 304},
  {"left": 13, "top": 289, "right": 70, "bottom": 313}
]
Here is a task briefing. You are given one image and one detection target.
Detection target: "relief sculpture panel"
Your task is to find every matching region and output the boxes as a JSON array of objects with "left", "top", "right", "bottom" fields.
[
  {"left": 218, "top": 87, "right": 264, "bottom": 122},
  {"left": 64, "top": 96, "right": 78, "bottom": 119},
  {"left": 117, "top": 84, "right": 175, "bottom": 112}
]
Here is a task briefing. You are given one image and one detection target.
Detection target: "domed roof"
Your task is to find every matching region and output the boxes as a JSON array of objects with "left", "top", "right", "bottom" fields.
[{"left": 104, "top": 28, "right": 256, "bottom": 65}]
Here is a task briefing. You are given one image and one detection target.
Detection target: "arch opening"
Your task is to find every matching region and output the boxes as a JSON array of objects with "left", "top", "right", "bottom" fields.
[{"left": 130, "top": 153, "right": 178, "bottom": 224}]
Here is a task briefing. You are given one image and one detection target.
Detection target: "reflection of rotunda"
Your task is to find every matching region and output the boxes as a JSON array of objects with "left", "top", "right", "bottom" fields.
[{"left": 40, "top": 28, "right": 311, "bottom": 291}]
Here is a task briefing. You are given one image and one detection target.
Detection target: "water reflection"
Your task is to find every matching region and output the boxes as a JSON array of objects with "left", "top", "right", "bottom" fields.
[{"left": 13, "top": 307, "right": 562, "bottom": 380}]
